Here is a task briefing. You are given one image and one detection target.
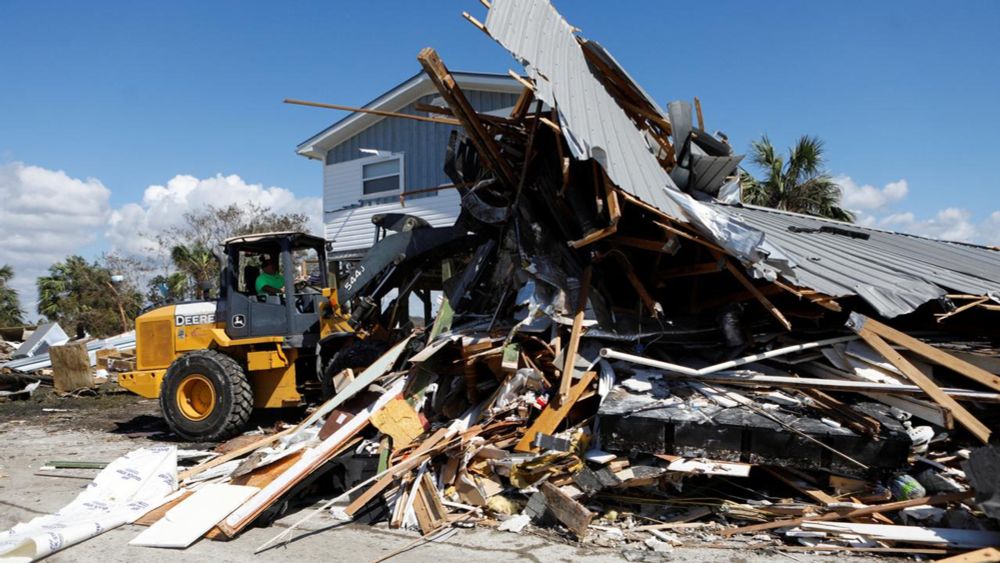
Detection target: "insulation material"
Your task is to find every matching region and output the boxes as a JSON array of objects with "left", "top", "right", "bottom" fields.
[
  {"left": 0, "top": 447, "right": 178, "bottom": 562},
  {"left": 370, "top": 397, "right": 427, "bottom": 448}
]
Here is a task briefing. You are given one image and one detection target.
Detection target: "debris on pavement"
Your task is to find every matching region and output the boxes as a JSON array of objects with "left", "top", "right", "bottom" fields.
[{"left": 4, "top": 0, "right": 1000, "bottom": 561}]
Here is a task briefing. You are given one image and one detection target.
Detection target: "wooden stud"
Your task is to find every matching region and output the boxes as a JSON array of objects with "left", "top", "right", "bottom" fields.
[
  {"left": 936, "top": 547, "right": 1000, "bottom": 563},
  {"left": 694, "top": 96, "right": 705, "bottom": 130},
  {"left": 417, "top": 48, "right": 518, "bottom": 188},
  {"left": 516, "top": 371, "right": 596, "bottom": 452},
  {"left": 715, "top": 253, "right": 792, "bottom": 331},
  {"left": 858, "top": 315, "right": 1000, "bottom": 392},
  {"left": 558, "top": 266, "right": 593, "bottom": 405},
  {"left": 857, "top": 325, "right": 990, "bottom": 443}
]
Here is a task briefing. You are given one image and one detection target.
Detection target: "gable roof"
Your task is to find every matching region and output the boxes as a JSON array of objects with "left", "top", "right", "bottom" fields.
[{"left": 296, "top": 71, "right": 523, "bottom": 160}]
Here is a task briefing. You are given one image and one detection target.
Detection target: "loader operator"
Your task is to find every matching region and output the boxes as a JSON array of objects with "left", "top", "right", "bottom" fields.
[{"left": 256, "top": 255, "right": 285, "bottom": 296}]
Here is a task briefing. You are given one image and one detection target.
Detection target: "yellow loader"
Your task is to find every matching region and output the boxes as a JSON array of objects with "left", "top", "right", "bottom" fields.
[{"left": 119, "top": 217, "right": 478, "bottom": 441}]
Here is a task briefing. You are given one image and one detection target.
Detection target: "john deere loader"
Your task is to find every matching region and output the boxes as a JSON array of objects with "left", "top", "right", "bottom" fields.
[{"left": 119, "top": 216, "right": 478, "bottom": 441}]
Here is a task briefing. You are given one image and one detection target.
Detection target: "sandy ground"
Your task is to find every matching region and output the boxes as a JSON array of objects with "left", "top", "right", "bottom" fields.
[{"left": 0, "top": 392, "right": 905, "bottom": 562}]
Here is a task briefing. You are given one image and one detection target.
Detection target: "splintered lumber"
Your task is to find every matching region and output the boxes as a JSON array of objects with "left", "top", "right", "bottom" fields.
[
  {"left": 516, "top": 371, "right": 596, "bottom": 452},
  {"left": 417, "top": 48, "right": 517, "bottom": 188},
  {"left": 50, "top": 342, "right": 93, "bottom": 392},
  {"left": 720, "top": 491, "right": 972, "bottom": 537},
  {"left": 854, "top": 314, "right": 1000, "bottom": 392},
  {"left": 221, "top": 378, "right": 407, "bottom": 536},
  {"left": 539, "top": 481, "right": 593, "bottom": 538},
  {"left": 343, "top": 427, "right": 450, "bottom": 517},
  {"left": 852, "top": 318, "right": 991, "bottom": 443},
  {"left": 179, "top": 426, "right": 296, "bottom": 481},
  {"left": 558, "top": 265, "right": 593, "bottom": 405}
]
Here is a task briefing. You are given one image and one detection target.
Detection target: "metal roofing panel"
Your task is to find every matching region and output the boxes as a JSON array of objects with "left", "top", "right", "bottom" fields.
[
  {"left": 714, "top": 203, "right": 1000, "bottom": 317},
  {"left": 484, "top": 0, "right": 687, "bottom": 220}
]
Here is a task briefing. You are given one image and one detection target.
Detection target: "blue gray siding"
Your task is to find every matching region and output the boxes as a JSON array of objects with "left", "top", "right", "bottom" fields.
[{"left": 325, "top": 91, "right": 520, "bottom": 190}]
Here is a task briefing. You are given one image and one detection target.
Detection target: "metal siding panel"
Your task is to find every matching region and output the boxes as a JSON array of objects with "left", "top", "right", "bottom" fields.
[{"left": 713, "top": 203, "right": 1000, "bottom": 317}]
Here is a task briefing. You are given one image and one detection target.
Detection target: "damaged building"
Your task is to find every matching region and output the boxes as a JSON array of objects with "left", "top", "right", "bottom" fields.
[{"left": 4, "top": 0, "right": 1000, "bottom": 560}]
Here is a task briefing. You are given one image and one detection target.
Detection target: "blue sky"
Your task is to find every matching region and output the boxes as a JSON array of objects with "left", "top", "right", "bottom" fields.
[{"left": 1, "top": 0, "right": 999, "bottom": 312}]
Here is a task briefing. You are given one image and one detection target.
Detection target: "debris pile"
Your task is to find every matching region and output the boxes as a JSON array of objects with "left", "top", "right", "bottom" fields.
[
  {"left": 4, "top": 0, "right": 1000, "bottom": 560},
  {"left": 0, "top": 322, "right": 137, "bottom": 400}
]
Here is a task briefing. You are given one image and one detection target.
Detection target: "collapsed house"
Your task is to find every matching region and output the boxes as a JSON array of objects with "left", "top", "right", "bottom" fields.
[{"left": 4, "top": 0, "right": 1000, "bottom": 560}]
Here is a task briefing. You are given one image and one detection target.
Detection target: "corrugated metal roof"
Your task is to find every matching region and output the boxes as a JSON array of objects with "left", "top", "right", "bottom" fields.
[
  {"left": 714, "top": 203, "right": 1000, "bottom": 318},
  {"left": 484, "top": 0, "right": 687, "bottom": 220}
]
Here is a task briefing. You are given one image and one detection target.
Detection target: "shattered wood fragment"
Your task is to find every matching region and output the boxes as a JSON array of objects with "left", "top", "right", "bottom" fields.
[
  {"left": 517, "top": 371, "right": 596, "bottom": 453},
  {"left": 720, "top": 490, "right": 972, "bottom": 536},
  {"left": 539, "top": 481, "right": 593, "bottom": 539}
]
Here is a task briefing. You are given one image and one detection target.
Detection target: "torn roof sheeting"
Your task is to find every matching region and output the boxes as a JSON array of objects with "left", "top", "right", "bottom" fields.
[
  {"left": 716, "top": 203, "right": 1000, "bottom": 318},
  {"left": 483, "top": 0, "right": 685, "bottom": 220},
  {"left": 483, "top": 0, "right": 770, "bottom": 262}
]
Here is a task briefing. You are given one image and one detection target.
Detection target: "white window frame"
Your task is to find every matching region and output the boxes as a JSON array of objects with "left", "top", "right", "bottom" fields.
[{"left": 359, "top": 153, "right": 405, "bottom": 200}]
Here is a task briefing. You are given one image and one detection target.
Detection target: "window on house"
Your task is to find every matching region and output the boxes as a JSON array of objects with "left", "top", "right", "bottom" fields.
[{"left": 362, "top": 158, "right": 401, "bottom": 195}]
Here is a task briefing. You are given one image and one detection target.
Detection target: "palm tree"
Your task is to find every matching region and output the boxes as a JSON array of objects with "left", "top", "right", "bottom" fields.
[
  {"left": 170, "top": 244, "right": 217, "bottom": 300},
  {"left": 0, "top": 264, "right": 24, "bottom": 326},
  {"left": 740, "top": 135, "right": 854, "bottom": 222}
]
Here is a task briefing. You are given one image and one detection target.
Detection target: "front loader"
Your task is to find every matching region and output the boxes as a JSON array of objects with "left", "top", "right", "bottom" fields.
[{"left": 119, "top": 216, "right": 479, "bottom": 441}]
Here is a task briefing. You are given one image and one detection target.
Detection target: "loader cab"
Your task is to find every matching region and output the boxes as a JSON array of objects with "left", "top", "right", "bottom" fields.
[{"left": 221, "top": 231, "right": 328, "bottom": 347}]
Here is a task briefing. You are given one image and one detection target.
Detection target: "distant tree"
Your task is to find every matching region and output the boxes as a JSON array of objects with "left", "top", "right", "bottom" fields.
[
  {"left": 150, "top": 203, "right": 311, "bottom": 301},
  {"left": 146, "top": 272, "right": 188, "bottom": 307},
  {"left": 0, "top": 264, "right": 25, "bottom": 327},
  {"left": 36, "top": 256, "right": 143, "bottom": 338},
  {"left": 740, "top": 135, "right": 854, "bottom": 222},
  {"left": 170, "top": 243, "right": 217, "bottom": 300}
]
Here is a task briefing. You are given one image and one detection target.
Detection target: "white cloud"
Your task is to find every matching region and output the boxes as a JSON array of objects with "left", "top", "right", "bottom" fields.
[
  {"left": 839, "top": 175, "right": 999, "bottom": 245},
  {"left": 106, "top": 173, "right": 322, "bottom": 255},
  {"left": 0, "top": 162, "right": 111, "bottom": 317},
  {"left": 836, "top": 175, "right": 908, "bottom": 211}
]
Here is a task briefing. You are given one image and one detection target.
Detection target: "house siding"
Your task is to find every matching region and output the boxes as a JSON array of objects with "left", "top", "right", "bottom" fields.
[{"left": 323, "top": 90, "right": 519, "bottom": 254}]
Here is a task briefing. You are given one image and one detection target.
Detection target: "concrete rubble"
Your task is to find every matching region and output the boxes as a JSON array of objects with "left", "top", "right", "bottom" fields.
[{"left": 3, "top": 0, "right": 1000, "bottom": 561}]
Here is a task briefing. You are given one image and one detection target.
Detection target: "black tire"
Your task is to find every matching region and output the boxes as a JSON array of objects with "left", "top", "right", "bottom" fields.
[
  {"left": 321, "top": 339, "right": 390, "bottom": 398},
  {"left": 159, "top": 350, "right": 253, "bottom": 442}
]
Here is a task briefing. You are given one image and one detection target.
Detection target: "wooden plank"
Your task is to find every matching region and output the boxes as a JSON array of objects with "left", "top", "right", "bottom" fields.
[
  {"left": 516, "top": 371, "right": 596, "bottom": 452},
  {"left": 765, "top": 467, "right": 837, "bottom": 506},
  {"left": 539, "top": 481, "right": 593, "bottom": 538},
  {"left": 179, "top": 426, "right": 295, "bottom": 481},
  {"left": 412, "top": 473, "right": 449, "bottom": 535},
  {"left": 50, "top": 342, "right": 93, "bottom": 393},
  {"left": 936, "top": 547, "right": 1000, "bottom": 563},
  {"left": 716, "top": 255, "right": 791, "bottom": 331},
  {"left": 567, "top": 224, "right": 617, "bottom": 248},
  {"left": 283, "top": 98, "right": 460, "bottom": 126},
  {"left": 858, "top": 315, "right": 1000, "bottom": 392},
  {"left": 857, "top": 325, "right": 991, "bottom": 443},
  {"left": 694, "top": 96, "right": 705, "bottom": 130},
  {"left": 558, "top": 266, "right": 593, "bottom": 405},
  {"left": 721, "top": 491, "right": 971, "bottom": 537},
  {"left": 417, "top": 48, "right": 517, "bottom": 188}
]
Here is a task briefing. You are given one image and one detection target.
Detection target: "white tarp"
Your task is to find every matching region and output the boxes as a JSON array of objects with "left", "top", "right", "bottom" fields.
[{"left": 0, "top": 446, "right": 178, "bottom": 562}]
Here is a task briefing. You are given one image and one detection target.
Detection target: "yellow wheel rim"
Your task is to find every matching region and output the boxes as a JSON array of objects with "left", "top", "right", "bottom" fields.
[{"left": 176, "top": 374, "right": 216, "bottom": 421}]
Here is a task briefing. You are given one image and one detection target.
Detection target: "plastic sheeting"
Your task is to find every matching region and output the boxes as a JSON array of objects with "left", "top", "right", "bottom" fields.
[{"left": 0, "top": 446, "right": 178, "bottom": 562}]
